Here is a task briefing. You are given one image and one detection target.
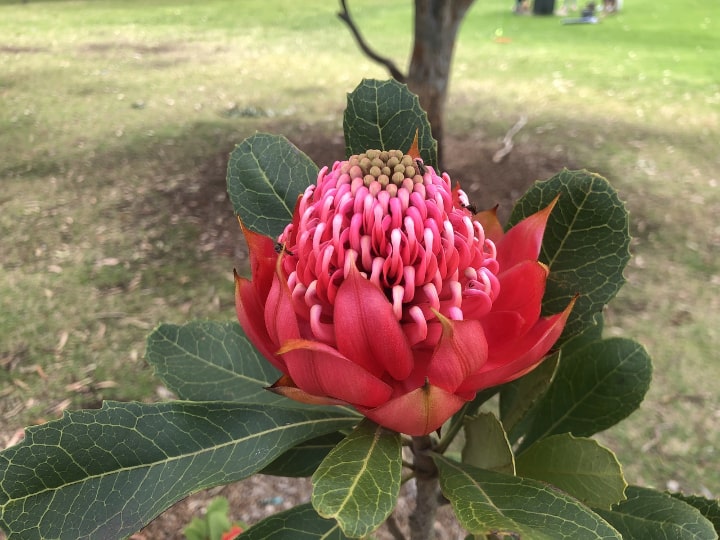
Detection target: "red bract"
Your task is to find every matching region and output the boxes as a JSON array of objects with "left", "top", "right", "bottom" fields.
[{"left": 235, "top": 149, "right": 573, "bottom": 436}]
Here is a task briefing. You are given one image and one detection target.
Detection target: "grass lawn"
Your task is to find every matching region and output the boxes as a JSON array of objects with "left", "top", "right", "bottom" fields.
[{"left": 1, "top": 0, "right": 718, "bottom": 505}]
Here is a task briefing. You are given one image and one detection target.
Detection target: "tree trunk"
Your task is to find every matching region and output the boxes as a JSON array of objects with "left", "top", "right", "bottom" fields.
[{"left": 407, "top": 0, "right": 474, "bottom": 167}]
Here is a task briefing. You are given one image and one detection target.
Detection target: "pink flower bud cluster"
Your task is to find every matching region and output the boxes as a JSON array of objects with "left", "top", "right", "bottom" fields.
[{"left": 236, "top": 151, "right": 573, "bottom": 435}]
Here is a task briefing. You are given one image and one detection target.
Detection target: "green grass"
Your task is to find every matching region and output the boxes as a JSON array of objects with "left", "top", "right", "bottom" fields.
[{"left": 1, "top": 0, "right": 718, "bottom": 499}]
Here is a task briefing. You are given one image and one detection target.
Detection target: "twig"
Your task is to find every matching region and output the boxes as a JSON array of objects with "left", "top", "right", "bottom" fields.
[
  {"left": 434, "top": 401, "right": 471, "bottom": 455},
  {"left": 386, "top": 514, "right": 407, "bottom": 540},
  {"left": 640, "top": 424, "right": 665, "bottom": 453},
  {"left": 492, "top": 115, "right": 528, "bottom": 163},
  {"left": 337, "top": 0, "right": 406, "bottom": 82}
]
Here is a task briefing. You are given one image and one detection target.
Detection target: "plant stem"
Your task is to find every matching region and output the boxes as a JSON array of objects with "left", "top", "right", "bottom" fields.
[
  {"left": 434, "top": 402, "right": 471, "bottom": 455},
  {"left": 409, "top": 435, "right": 439, "bottom": 540},
  {"left": 386, "top": 514, "right": 407, "bottom": 540}
]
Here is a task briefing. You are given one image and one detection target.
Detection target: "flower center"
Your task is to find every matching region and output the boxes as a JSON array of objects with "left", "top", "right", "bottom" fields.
[
  {"left": 342, "top": 149, "right": 425, "bottom": 197},
  {"left": 278, "top": 151, "right": 500, "bottom": 347}
]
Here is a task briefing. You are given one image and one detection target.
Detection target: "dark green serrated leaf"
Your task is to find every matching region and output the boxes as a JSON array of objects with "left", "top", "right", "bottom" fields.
[
  {"left": 502, "top": 316, "right": 603, "bottom": 444},
  {"left": 516, "top": 337, "right": 652, "bottom": 453},
  {"left": 595, "top": 486, "right": 718, "bottom": 539},
  {"left": 312, "top": 419, "right": 402, "bottom": 538},
  {"left": 260, "top": 432, "right": 345, "bottom": 477},
  {"left": 146, "top": 321, "right": 282, "bottom": 403},
  {"left": 0, "top": 401, "right": 358, "bottom": 540},
  {"left": 515, "top": 434, "right": 627, "bottom": 509},
  {"left": 433, "top": 455, "right": 621, "bottom": 539},
  {"left": 500, "top": 351, "right": 560, "bottom": 438},
  {"left": 343, "top": 79, "right": 437, "bottom": 166},
  {"left": 226, "top": 132, "right": 318, "bottom": 238},
  {"left": 670, "top": 493, "right": 720, "bottom": 534},
  {"left": 462, "top": 412, "right": 515, "bottom": 475},
  {"left": 240, "top": 503, "right": 349, "bottom": 539},
  {"left": 559, "top": 312, "right": 605, "bottom": 357},
  {"left": 145, "top": 322, "right": 357, "bottom": 416},
  {"left": 508, "top": 170, "right": 630, "bottom": 344}
]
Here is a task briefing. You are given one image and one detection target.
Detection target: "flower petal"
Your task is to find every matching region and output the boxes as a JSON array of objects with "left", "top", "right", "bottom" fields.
[
  {"left": 458, "top": 297, "right": 575, "bottom": 393},
  {"left": 482, "top": 311, "right": 524, "bottom": 348},
  {"left": 234, "top": 270, "right": 285, "bottom": 372},
  {"left": 240, "top": 219, "right": 279, "bottom": 297},
  {"left": 482, "top": 260, "right": 548, "bottom": 347},
  {"left": 334, "top": 264, "right": 414, "bottom": 380},
  {"left": 426, "top": 316, "right": 488, "bottom": 392},
  {"left": 358, "top": 383, "right": 467, "bottom": 436},
  {"left": 278, "top": 339, "right": 393, "bottom": 408},
  {"left": 495, "top": 197, "right": 558, "bottom": 270},
  {"left": 493, "top": 260, "right": 548, "bottom": 313},
  {"left": 220, "top": 524, "right": 244, "bottom": 540},
  {"left": 474, "top": 205, "right": 504, "bottom": 244},
  {"left": 267, "top": 374, "right": 350, "bottom": 406},
  {"left": 263, "top": 260, "right": 301, "bottom": 346}
]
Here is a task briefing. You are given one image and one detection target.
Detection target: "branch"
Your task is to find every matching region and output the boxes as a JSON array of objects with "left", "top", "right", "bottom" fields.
[
  {"left": 386, "top": 514, "right": 408, "bottom": 540},
  {"left": 337, "top": 0, "right": 406, "bottom": 82},
  {"left": 408, "top": 436, "right": 440, "bottom": 540},
  {"left": 492, "top": 115, "right": 528, "bottom": 163}
]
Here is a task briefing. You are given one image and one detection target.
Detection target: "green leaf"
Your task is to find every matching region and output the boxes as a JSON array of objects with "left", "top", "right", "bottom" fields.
[
  {"left": 515, "top": 434, "right": 627, "bottom": 509},
  {"left": 452, "top": 387, "right": 501, "bottom": 425},
  {"left": 240, "top": 503, "right": 349, "bottom": 539},
  {"left": 508, "top": 170, "right": 631, "bottom": 344},
  {"left": 670, "top": 493, "right": 720, "bottom": 535},
  {"left": 343, "top": 79, "right": 437, "bottom": 167},
  {"left": 312, "top": 419, "right": 402, "bottom": 538},
  {"left": 183, "top": 513, "right": 211, "bottom": 540},
  {"left": 146, "top": 321, "right": 282, "bottom": 404},
  {"left": 208, "top": 497, "right": 234, "bottom": 540},
  {"left": 499, "top": 350, "right": 560, "bottom": 438},
  {"left": 516, "top": 337, "right": 652, "bottom": 453},
  {"left": 502, "top": 316, "right": 604, "bottom": 445},
  {"left": 145, "top": 322, "right": 355, "bottom": 415},
  {"left": 0, "top": 401, "right": 358, "bottom": 540},
  {"left": 462, "top": 412, "right": 515, "bottom": 475},
  {"left": 260, "top": 432, "right": 345, "bottom": 477},
  {"left": 226, "top": 132, "right": 318, "bottom": 238},
  {"left": 559, "top": 312, "right": 605, "bottom": 357},
  {"left": 595, "top": 486, "right": 718, "bottom": 539},
  {"left": 433, "top": 455, "right": 621, "bottom": 539}
]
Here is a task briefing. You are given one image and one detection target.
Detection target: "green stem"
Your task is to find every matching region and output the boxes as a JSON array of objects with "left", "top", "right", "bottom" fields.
[
  {"left": 408, "top": 435, "right": 439, "bottom": 540},
  {"left": 436, "top": 387, "right": 501, "bottom": 455},
  {"left": 434, "top": 401, "right": 471, "bottom": 455}
]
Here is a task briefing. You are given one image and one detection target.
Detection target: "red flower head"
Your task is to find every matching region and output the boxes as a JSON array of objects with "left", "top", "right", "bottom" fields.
[{"left": 235, "top": 149, "right": 573, "bottom": 436}]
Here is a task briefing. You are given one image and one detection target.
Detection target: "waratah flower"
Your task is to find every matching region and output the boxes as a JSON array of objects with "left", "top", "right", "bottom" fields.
[{"left": 235, "top": 148, "right": 573, "bottom": 436}]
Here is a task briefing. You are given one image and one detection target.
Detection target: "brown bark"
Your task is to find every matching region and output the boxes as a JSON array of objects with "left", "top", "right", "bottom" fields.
[{"left": 407, "top": 0, "right": 475, "bottom": 167}]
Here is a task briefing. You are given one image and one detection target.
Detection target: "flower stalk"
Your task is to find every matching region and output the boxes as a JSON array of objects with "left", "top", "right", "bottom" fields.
[{"left": 409, "top": 435, "right": 440, "bottom": 540}]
